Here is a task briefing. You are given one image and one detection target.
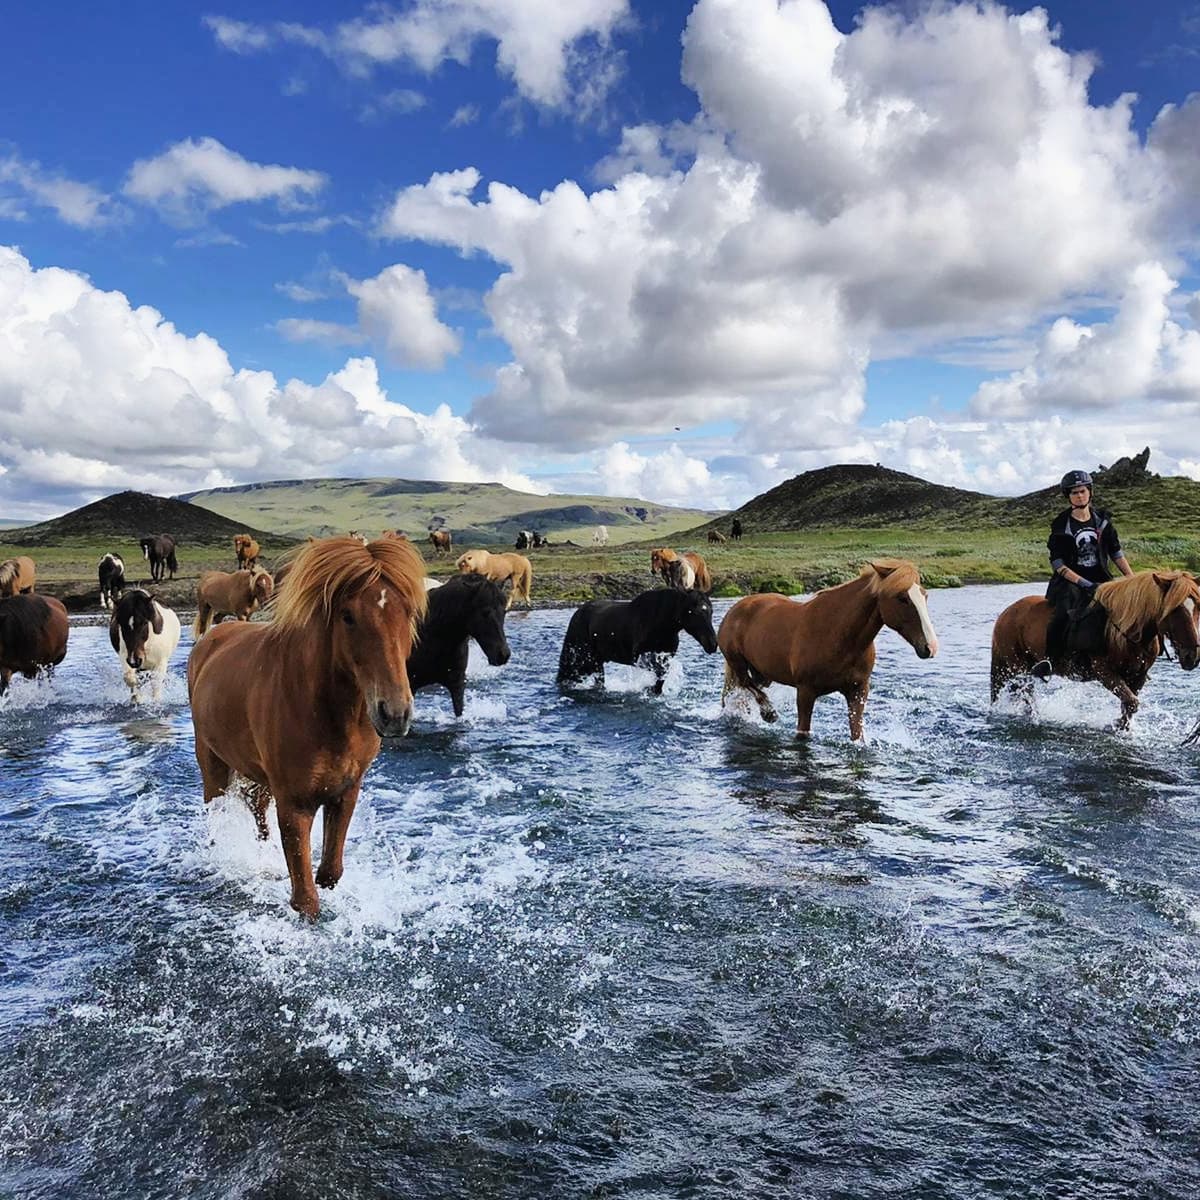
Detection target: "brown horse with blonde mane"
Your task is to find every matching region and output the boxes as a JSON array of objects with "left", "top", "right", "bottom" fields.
[
  {"left": 233, "top": 534, "right": 260, "bottom": 570},
  {"left": 718, "top": 560, "right": 938, "bottom": 740},
  {"left": 188, "top": 536, "right": 428, "bottom": 918},
  {"left": 650, "top": 548, "right": 711, "bottom": 593},
  {"left": 456, "top": 549, "right": 532, "bottom": 608},
  {"left": 193, "top": 567, "right": 274, "bottom": 637},
  {"left": 991, "top": 570, "right": 1200, "bottom": 730},
  {"left": 0, "top": 556, "right": 36, "bottom": 597}
]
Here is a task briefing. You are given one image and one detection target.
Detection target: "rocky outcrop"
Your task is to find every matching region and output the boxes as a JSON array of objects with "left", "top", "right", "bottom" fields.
[{"left": 1095, "top": 447, "right": 1154, "bottom": 486}]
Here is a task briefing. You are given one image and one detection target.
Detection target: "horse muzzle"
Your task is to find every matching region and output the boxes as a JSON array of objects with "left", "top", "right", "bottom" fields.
[
  {"left": 1179, "top": 648, "right": 1199, "bottom": 671},
  {"left": 487, "top": 645, "right": 512, "bottom": 667},
  {"left": 372, "top": 697, "right": 412, "bottom": 738},
  {"left": 126, "top": 655, "right": 144, "bottom": 670},
  {"left": 915, "top": 638, "right": 938, "bottom": 660}
]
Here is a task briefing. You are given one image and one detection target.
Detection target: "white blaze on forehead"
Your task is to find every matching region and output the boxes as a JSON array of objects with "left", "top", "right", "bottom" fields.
[
  {"left": 378, "top": 588, "right": 388, "bottom": 609},
  {"left": 907, "top": 584, "right": 938, "bottom": 655}
]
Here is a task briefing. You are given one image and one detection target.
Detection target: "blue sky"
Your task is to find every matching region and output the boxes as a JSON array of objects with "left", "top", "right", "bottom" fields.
[{"left": 3, "top": 0, "right": 1200, "bottom": 521}]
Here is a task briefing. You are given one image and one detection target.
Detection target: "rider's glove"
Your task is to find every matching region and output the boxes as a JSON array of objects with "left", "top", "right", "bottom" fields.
[{"left": 1077, "top": 577, "right": 1096, "bottom": 590}]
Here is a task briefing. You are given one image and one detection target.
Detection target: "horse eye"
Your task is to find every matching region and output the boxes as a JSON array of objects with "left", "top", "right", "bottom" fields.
[{"left": 341, "top": 610, "right": 355, "bottom": 626}]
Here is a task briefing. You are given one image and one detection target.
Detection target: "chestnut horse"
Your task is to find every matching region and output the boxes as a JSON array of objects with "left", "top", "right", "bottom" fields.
[
  {"left": 193, "top": 567, "right": 274, "bottom": 637},
  {"left": 991, "top": 570, "right": 1200, "bottom": 730},
  {"left": 188, "top": 536, "right": 427, "bottom": 918},
  {"left": 718, "top": 560, "right": 938, "bottom": 740},
  {"left": 233, "top": 534, "right": 260, "bottom": 570},
  {"left": 0, "top": 593, "right": 69, "bottom": 694},
  {"left": 0, "top": 556, "right": 36, "bottom": 597},
  {"left": 650, "top": 548, "right": 712, "bottom": 593},
  {"left": 456, "top": 549, "right": 532, "bottom": 608}
]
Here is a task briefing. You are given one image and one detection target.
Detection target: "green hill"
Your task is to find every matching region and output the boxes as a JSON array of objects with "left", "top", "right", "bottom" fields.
[{"left": 178, "top": 477, "right": 718, "bottom": 545}]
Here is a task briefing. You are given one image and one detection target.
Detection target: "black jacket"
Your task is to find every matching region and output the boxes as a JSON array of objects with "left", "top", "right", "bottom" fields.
[{"left": 1047, "top": 506, "right": 1123, "bottom": 584}]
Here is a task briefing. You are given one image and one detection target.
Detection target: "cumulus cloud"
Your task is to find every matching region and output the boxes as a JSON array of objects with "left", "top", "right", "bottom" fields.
[
  {"left": 347, "top": 264, "right": 461, "bottom": 369},
  {"left": 369, "top": 0, "right": 1200, "bottom": 490},
  {"left": 273, "top": 318, "right": 367, "bottom": 347},
  {"left": 0, "top": 246, "right": 535, "bottom": 521},
  {"left": 204, "top": 0, "right": 630, "bottom": 111},
  {"left": 0, "top": 151, "right": 119, "bottom": 228},
  {"left": 124, "top": 137, "right": 326, "bottom": 222}
]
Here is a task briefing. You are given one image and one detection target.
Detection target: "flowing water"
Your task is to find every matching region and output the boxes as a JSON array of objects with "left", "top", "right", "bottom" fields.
[{"left": 1, "top": 585, "right": 1198, "bottom": 1199}]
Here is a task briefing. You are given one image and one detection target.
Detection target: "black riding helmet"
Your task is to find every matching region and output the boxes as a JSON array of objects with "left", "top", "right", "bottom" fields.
[{"left": 1060, "top": 469, "right": 1093, "bottom": 497}]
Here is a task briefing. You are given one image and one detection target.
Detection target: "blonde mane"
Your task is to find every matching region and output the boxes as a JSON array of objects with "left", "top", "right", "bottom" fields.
[
  {"left": 1095, "top": 570, "right": 1200, "bottom": 644},
  {"left": 857, "top": 558, "right": 922, "bottom": 596},
  {"left": 0, "top": 560, "right": 17, "bottom": 590},
  {"left": 267, "top": 536, "right": 427, "bottom": 639}
]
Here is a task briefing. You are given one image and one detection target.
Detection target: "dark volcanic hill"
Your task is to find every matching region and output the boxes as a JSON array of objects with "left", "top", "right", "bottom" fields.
[
  {"left": 687, "top": 448, "right": 1199, "bottom": 535},
  {"left": 4, "top": 490, "right": 286, "bottom": 547}
]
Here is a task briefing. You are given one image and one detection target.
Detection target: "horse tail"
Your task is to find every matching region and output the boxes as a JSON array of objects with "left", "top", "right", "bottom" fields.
[
  {"left": 193, "top": 605, "right": 210, "bottom": 640},
  {"left": 518, "top": 561, "right": 532, "bottom": 605}
]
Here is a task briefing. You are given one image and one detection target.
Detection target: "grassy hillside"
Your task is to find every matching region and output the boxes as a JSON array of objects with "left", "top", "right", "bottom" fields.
[{"left": 179, "top": 477, "right": 717, "bottom": 545}]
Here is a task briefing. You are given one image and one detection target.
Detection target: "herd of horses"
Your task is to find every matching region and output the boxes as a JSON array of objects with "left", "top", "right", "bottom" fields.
[{"left": 2, "top": 533, "right": 1199, "bottom": 918}]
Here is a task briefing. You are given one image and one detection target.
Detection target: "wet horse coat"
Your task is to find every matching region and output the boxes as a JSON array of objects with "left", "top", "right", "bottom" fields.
[
  {"left": 187, "top": 536, "right": 428, "bottom": 918},
  {"left": 407, "top": 573, "right": 511, "bottom": 717},
  {"left": 557, "top": 588, "right": 719, "bottom": 694},
  {"left": 0, "top": 593, "right": 69, "bottom": 694},
  {"left": 991, "top": 570, "right": 1200, "bottom": 730},
  {"left": 718, "top": 560, "right": 938, "bottom": 740}
]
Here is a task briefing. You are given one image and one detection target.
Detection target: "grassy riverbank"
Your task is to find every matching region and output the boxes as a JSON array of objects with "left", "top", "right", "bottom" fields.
[{"left": 6, "top": 522, "right": 1199, "bottom": 613}]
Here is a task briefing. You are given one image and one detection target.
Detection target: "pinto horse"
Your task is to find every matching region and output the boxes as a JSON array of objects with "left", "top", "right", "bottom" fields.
[
  {"left": 408, "top": 573, "right": 511, "bottom": 717},
  {"left": 650, "top": 548, "right": 712, "bottom": 593},
  {"left": 110, "top": 589, "right": 181, "bottom": 702},
  {"left": 457, "top": 549, "right": 533, "bottom": 608},
  {"left": 0, "top": 556, "right": 36, "bottom": 597},
  {"left": 188, "top": 536, "right": 428, "bottom": 918},
  {"left": 557, "top": 588, "right": 719, "bottom": 694},
  {"left": 719, "top": 560, "right": 938, "bottom": 740},
  {"left": 991, "top": 570, "right": 1200, "bottom": 730},
  {"left": 140, "top": 535, "right": 178, "bottom": 583},
  {"left": 0, "top": 593, "right": 69, "bottom": 694}
]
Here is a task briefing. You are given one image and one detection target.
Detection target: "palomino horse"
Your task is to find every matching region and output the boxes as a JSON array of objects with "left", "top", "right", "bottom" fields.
[
  {"left": 408, "top": 573, "right": 511, "bottom": 717},
  {"left": 991, "top": 570, "right": 1200, "bottom": 730},
  {"left": 193, "top": 567, "right": 274, "bottom": 637},
  {"left": 456, "top": 549, "right": 532, "bottom": 608},
  {"left": 0, "top": 593, "right": 69, "bottom": 694},
  {"left": 558, "top": 588, "right": 718, "bottom": 694},
  {"left": 718, "top": 560, "right": 938, "bottom": 740},
  {"left": 650, "top": 548, "right": 712, "bottom": 593},
  {"left": 0, "top": 556, "right": 36, "bottom": 597},
  {"left": 233, "top": 534, "right": 261, "bottom": 569},
  {"left": 188, "top": 536, "right": 428, "bottom": 918}
]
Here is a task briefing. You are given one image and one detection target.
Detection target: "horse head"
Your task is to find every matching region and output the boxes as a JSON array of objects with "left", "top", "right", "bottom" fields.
[
  {"left": 457, "top": 550, "right": 485, "bottom": 574},
  {"left": 270, "top": 536, "right": 428, "bottom": 737},
  {"left": 867, "top": 560, "right": 939, "bottom": 659},
  {"left": 1155, "top": 572, "right": 1200, "bottom": 671},
  {"left": 462, "top": 575, "right": 511, "bottom": 666},
  {"left": 678, "top": 589, "right": 719, "bottom": 653},
  {"left": 250, "top": 568, "right": 274, "bottom": 605},
  {"left": 114, "top": 589, "right": 162, "bottom": 670}
]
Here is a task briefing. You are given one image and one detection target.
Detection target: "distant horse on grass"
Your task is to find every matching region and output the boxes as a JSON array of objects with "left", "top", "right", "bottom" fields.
[
  {"left": 98, "top": 553, "right": 126, "bottom": 609},
  {"left": 0, "top": 556, "right": 36, "bottom": 597},
  {"left": 457, "top": 549, "right": 532, "bottom": 608},
  {"left": 408, "top": 573, "right": 511, "bottom": 717},
  {"left": 110, "top": 590, "right": 181, "bottom": 702},
  {"left": 651, "top": 548, "right": 711, "bottom": 593},
  {"left": 140, "top": 535, "right": 178, "bottom": 583},
  {"left": 193, "top": 567, "right": 274, "bottom": 637},
  {"left": 429, "top": 529, "right": 453, "bottom": 554},
  {"left": 991, "top": 570, "right": 1200, "bottom": 730},
  {"left": 188, "top": 536, "right": 428, "bottom": 918},
  {"left": 718, "top": 560, "right": 938, "bottom": 740},
  {"left": 707, "top": 529, "right": 727, "bottom": 544},
  {"left": 0, "top": 593, "right": 69, "bottom": 695},
  {"left": 557, "top": 588, "right": 718, "bottom": 694},
  {"left": 233, "top": 534, "right": 261, "bottom": 570}
]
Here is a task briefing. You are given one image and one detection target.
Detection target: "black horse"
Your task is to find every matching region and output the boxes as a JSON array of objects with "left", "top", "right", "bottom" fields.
[
  {"left": 557, "top": 588, "right": 719, "bottom": 694},
  {"left": 730, "top": 519, "right": 743, "bottom": 541},
  {"left": 408, "top": 574, "right": 511, "bottom": 716},
  {"left": 139, "top": 534, "right": 178, "bottom": 583}
]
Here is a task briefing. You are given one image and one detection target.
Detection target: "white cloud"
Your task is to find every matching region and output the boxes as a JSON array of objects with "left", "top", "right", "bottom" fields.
[
  {"left": 273, "top": 318, "right": 367, "bottom": 347},
  {"left": 124, "top": 137, "right": 326, "bottom": 222},
  {"left": 347, "top": 263, "right": 461, "bottom": 369},
  {"left": 0, "top": 151, "right": 118, "bottom": 229},
  {"left": 204, "top": 0, "right": 631, "bottom": 111},
  {"left": 0, "top": 245, "right": 535, "bottom": 519},
  {"left": 448, "top": 104, "right": 480, "bottom": 128},
  {"left": 360, "top": 88, "right": 427, "bottom": 122}
]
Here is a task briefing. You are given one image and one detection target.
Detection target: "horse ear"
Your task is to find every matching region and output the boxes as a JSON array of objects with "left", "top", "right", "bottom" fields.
[
  {"left": 868, "top": 561, "right": 896, "bottom": 578},
  {"left": 1152, "top": 572, "right": 1176, "bottom": 592}
]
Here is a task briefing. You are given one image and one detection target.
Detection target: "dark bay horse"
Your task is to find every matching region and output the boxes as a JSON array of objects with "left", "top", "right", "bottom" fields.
[
  {"left": 557, "top": 588, "right": 719, "bottom": 694},
  {"left": 188, "top": 536, "right": 428, "bottom": 918},
  {"left": 718, "top": 560, "right": 938, "bottom": 740},
  {"left": 140, "top": 534, "right": 178, "bottom": 583},
  {"left": 991, "top": 570, "right": 1200, "bottom": 730},
  {"left": 0, "top": 593, "right": 69, "bottom": 694},
  {"left": 408, "top": 573, "right": 511, "bottom": 717}
]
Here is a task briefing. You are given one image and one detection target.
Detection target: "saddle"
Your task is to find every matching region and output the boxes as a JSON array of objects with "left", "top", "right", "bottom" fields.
[{"left": 1064, "top": 601, "right": 1107, "bottom": 654}]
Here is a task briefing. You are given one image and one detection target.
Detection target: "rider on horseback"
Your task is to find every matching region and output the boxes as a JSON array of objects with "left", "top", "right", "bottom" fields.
[{"left": 1031, "top": 469, "right": 1134, "bottom": 680}]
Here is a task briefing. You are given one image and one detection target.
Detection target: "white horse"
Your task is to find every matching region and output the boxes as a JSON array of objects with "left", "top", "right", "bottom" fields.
[
  {"left": 592, "top": 525, "right": 609, "bottom": 547},
  {"left": 109, "top": 590, "right": 181, "bottom": 702}
]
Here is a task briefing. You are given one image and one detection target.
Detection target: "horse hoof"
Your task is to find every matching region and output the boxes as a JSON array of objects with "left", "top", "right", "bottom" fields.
[
  {"left": 761, "top": 708, "right": 778, "bottom": 723},
  {"left": 315, "top": 869, "right": 340, "bottom": 889}
]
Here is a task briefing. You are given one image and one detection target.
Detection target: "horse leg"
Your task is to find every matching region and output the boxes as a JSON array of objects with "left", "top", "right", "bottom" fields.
[
  {"left": 194, "top": 741, "right": 232, "bottom": 804},
  {"left": 842, "top": 682, "right": 868, "bottom": 741},
  {"left": 123, "top": 665, "right": 140, "bottom": 703},
  {"left": 242, "top": 782, "right": 272, "bottom": 840},
  {"left": 1094, "top": 664, "right": 1140, "bottom": 731},
  {"left": 276, "top": 803, "right": 319, "bottom": 919},
  {"left": 648, "top": 652, "right": 669, "bottom": 694},
  {"left": 796, "top": 686, "right": 818, "bottom": 737},
  {"left": 450, "top": 679, "right": 466, "bottom": 717},
  {"left": 316, "top": 781, "right": 361, "bottom": 890},
  {"left": 0, "top": 668, "right": 10, "bottom": 695}
]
